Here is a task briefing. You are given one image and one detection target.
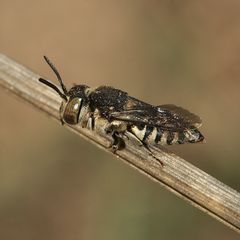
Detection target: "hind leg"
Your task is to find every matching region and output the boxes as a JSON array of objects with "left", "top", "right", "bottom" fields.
[{"left": 125, "top": 131, "right": 164, "bottom": 166}]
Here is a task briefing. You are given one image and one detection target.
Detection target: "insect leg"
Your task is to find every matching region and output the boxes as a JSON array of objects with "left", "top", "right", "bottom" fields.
[
  {"left": 86, "top": 116, "right": 94, "bottom": 130},
  {"left": 59, "top": 102, "right": 65, "bottom": 125},
  {"left": 126, "top": 130, "right": 164, "bottom": 166},
  {"left": 105, "top": 120, "right": 126, "bottom": 134},
  {"left": 104, "top": 121, "right": 127, "bottom": 152},
  {"left": 111, "top": 132, "right": 126, "bottom": 152}
]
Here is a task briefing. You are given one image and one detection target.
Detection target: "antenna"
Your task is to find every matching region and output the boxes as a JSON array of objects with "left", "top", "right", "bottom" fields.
[
  {"left": 43, "top": 56, "right": 68, "bottom": 95},
  {"left": 39, "top": 77, "right": 67, "bottom": 101}
]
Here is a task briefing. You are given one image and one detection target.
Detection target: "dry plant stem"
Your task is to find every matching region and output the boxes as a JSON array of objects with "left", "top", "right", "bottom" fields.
[{"left": 0, "top": 53, "right": 239, "bottom": 233}]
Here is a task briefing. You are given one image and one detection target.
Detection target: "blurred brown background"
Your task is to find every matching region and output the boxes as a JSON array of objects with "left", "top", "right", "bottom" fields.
[{"left": 0, "top": 0, "right": 240, "bottom": 239}]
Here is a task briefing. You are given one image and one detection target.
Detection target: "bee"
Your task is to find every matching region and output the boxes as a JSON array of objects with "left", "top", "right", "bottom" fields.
[{"left": 39, "top": 56, "right": 204, "bottom": 165}]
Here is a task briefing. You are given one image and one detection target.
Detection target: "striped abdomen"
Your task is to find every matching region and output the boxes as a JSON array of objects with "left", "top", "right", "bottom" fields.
[{"left": 129, "top": 125, "right": 204, "bottom": 145}]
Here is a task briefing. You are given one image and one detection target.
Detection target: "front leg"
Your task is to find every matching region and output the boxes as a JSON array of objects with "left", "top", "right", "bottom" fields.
[{"left": 59, "top": 102, "right": 65, "bottom": 125}]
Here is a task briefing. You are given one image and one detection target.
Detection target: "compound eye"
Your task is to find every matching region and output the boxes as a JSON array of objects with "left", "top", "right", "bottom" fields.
[{"left": 63, "top": 98, "right": 82, "bottom": 125}]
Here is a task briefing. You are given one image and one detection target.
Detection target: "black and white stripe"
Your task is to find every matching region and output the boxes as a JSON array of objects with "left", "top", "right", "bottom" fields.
[{"left": 129, "top": 124, "right": 204, "bottom": 146}]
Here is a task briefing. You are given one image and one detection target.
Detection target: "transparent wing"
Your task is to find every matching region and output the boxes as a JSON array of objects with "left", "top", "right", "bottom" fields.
[
  {"left": 109, "top": 104, "right": 202, "bottom": 131},
  {"left": 159, "top": 104, "right": 202, "bottom": 128}
]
